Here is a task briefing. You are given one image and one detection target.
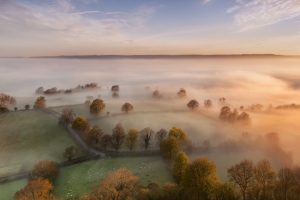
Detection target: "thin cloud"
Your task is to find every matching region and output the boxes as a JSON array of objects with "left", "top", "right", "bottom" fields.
[
  {"left": 229, "top": 0, "right": 300, "bottom": 30},
  {"left": 226, "top": 6, "right": 240, "bottom": 13},
  {"left": 202, "top": 0, "right": 211, "bottom": 5}
]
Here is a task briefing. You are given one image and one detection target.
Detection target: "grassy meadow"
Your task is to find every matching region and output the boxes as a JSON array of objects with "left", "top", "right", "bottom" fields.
[
  {"left": 0, "top": 110, "right": 82, "bottom": 171},
  {"left": 52, "top": 156, "right": 174, "bottom": 199}
]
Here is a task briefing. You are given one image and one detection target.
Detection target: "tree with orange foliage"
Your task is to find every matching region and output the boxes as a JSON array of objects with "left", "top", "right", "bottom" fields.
[
  {"left": 29, "top": 160, "right": 58, "bottom": 182},
  {"left": 84, "top": 167, "right": 140, "bottom": 200},
  {"left": 14, "top": 178, "right": 58, "bottom": 200}
]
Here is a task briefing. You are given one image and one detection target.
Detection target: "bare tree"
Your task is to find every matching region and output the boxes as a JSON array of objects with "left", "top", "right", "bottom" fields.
[
  {"left": 139, "top": 127, "right": 154, "bottom": 150},
  {"left": 227, "top": 160, "right": 254, "bottom": 200},
  {"left": 99, "top": 134, "right": 112, "bottom": 151},
  {"left": 58, "top": 108, "right": 76, "bottom": 126},
  {"left": 155, "top": 128, "right": 168, "bottom": 146},
  {"left": 275, "top": 167, "right": 295, "bottom": 200},
  {"left": 254, "top": 159, "right": 276, "bottom": 199},
  {"left": 111, "top": 123, "right": 126, "bottom": 151}
]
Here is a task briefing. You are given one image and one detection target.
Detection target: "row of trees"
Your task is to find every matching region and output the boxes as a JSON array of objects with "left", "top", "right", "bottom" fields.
[
  {"left": 71, "top": 114, "right": 187, "bottom": 152},
  {"left": 35, "top": 83, "right": 100, "bottom": 95},
  {"left": 15, "top": 155, "right": 300, "bottom": 200},
  {"left": 219, "top": 106, "right": 251, "bottom": 125}
]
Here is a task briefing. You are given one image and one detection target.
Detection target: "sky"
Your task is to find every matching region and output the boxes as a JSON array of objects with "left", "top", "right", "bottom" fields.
[{"left": 0, "top": 0, "right": 300, "bottom": 56}]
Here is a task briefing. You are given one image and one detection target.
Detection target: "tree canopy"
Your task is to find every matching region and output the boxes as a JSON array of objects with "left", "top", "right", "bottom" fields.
[
  {"left": 14, "top": 178, "right": 58, "bottom": 200},
  {"left": 72, "top": 116, "right": 90, "bottom": 133},
  {"left": 86, "top": 167, "right": 139, "bottom": 200},
  {"left": 168, "top": 126, "right": 187, "bottom": 145},
  {"left": 187, "top": 99, "right": 199, "bottom": 110},
  {"left": 111, "top": 123, "right": 126, "bottom": 151},
  {"left": 90, "top": 99, "right": 106, "bottom": 116},
  {"left": 121, "top": 102, "right": 134, "bottom": 113},
  {"left": 182, "top": 157, "right": 220, "bottom": 200},
  {"left": 29, "top": 160, "right": 58, "bottom": 182},
  {"left": 125, "top": 128, "right": 139, "bottom": 151},
  {"left": 172, "top": 151, "right": 189, "bottom": 183},
  {"left": 33, "top": 96, "right": 46, "bottom": 109},
  {"left": 86, "top": 125, "right": 104, "bottom": 144}
]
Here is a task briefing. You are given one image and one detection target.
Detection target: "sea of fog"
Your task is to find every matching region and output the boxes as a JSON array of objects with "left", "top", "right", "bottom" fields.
[
  {"left": 1, "top": 57, "right": 300, "bottom": 172},
  {"left": 1, "top": 57, "right": 300, "bottom": 106}
]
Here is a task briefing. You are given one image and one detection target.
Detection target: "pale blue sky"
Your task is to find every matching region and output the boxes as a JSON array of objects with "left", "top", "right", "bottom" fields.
[{"left": 0, "top": 0, "right": 300, "bottom": 56}]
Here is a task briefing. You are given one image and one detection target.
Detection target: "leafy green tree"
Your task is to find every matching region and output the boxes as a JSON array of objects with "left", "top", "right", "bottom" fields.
[
  {"left": 29, "top": 160, "right": 58, "bottom": 182},
  {"left": 90, "top": 99, "right": 106, "bottom": 116},
  {"left": 86, "top": 125, "right": 104, "bottom": 144},
  {"left": 160, "top": 137, "right": 179, "bottom": 160},
  {"left": 72, "top": 116, "right": 90, "bottom": 133},
  {"left": 182, "top": 157, "right": 220, "bottom": 200},
  {"left": 172, "top": 151, "right": 189, "bottom": 183},
  {"left": 187, "top": 99, "right": 199, "bottom": 110},
  {"left": 63, "top": 146, "right": 79, "bottom": 161},
  {"left": 139, "top": 127, "right": 154, "bottom": 150},
  {"left": 168, "top": 126, "right": 187, "bottom": 145},
  {"left": 33, "top": 96, "right": 46, "bottom": 109},
  {"left": 58, "top": 107, "right": 76, "bottom": 126},
  {"left": 111, "top": 123, "right": 126, "bottom": 151},
  {"left": 125, "top": 128, "right": 139, "bottom": 151},
  {"left": 227, "top": 160, "right": 254, "bottom": 200},
  {"left": 121, "top": 102, "right": 134, "bottom": 113}
]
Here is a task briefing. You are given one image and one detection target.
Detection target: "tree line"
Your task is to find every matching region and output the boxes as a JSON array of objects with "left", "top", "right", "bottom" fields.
[{"left": 15, "top": 155, "right": 300, "bottom": 200}]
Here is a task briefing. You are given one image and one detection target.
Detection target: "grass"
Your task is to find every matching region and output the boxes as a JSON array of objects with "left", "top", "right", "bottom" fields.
[
  {"left": 0, "top": 178, "right": 27, "bottom": 200},
  {"left": 0, "top": 110, "right": 82, "bottom": 172},
  {"left": 52, "top": 156, "right": 174, "bottom": 199},
  {"left": 0, "top": 164, "right": 23, "bottom": 177}
]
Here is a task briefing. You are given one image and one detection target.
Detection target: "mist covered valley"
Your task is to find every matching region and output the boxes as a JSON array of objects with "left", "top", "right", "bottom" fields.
[{"left": 1, "top": 57, "right": 300, "bottom": 198}]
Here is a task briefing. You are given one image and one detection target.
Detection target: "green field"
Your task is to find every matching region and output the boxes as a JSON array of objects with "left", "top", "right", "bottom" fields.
[
  {"left": 52, "top": 156, "right": 174, "bottom": 199},
  {"left": 0, "top": 110, "right": 82, "bottom": 171},
  {"left": 0, "top": 178, "right": 27, "bottom": 200}
]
